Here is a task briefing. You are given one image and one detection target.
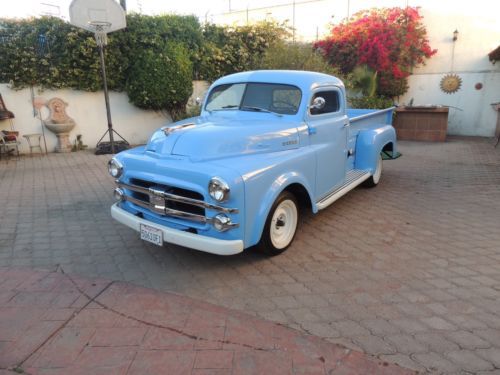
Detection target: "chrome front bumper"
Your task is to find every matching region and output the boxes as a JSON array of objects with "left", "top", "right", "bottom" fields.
[{"left": 111, "top": 203, "right": 244, "bottom": 255}]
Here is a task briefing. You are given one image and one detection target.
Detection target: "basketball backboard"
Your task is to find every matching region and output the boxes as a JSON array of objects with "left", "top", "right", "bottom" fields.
[{"left": 69, "top": 0, "right": 126, "bottom": 33}]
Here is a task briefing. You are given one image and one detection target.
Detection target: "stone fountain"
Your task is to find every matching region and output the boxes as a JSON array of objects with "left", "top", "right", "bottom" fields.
[{"left": 43, "top": 98, "right": 76, "bottom": 153}]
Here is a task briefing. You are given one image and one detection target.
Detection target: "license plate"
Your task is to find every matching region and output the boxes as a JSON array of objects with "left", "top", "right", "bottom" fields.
[{"left": 140, "top": 224, "right": 163, "bottom": 246}]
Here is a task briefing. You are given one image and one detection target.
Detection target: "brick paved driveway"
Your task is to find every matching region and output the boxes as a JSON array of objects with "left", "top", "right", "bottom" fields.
[{"left": 1, "top": 137, "right": 500, "bottom": 374}]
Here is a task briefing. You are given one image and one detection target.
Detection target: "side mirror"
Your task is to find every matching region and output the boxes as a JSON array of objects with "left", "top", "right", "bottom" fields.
[
  {"left": 310, "top": 96, "right": 326, "bottom": 110},
  {"left": 195, "top": 97, "right": 202, "bottom": 106}
]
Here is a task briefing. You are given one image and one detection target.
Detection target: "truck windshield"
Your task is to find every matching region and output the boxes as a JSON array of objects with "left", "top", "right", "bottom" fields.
[{"left": 205, "top": 83, "right": 302, "bottom": 115}]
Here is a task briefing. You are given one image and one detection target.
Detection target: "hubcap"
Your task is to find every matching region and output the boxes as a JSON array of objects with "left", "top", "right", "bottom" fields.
[
  {"left": 276, "top": 215, "right": 286, "bottom": 228},
  {"left": 270, "top": 199, "right": 298, "bottom": 249}
]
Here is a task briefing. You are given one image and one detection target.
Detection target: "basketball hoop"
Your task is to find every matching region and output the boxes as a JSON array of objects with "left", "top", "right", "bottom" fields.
[
  {"left": 69, "top": 0, "right": 126, "bottom": 33},
  {"left": 69, "top": 0, "right": 127, "bottom": 154},
  {"left": 88, "top": 21, "right": 111, "bottom": 46}
]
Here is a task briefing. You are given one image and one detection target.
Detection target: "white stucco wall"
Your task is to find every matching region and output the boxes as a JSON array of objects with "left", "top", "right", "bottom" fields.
[
  {"left": 1, "top": 85, "right": 179, "bottom": 154},
  {"left": 0, "top": 81, "right": 212, "bottom": 154},
  {"left": 397, "top": 4, "right": 500, "bottom": 137},
  {"left": 189, "top": 80, "right": 211, "bottom": 106},
  {"left": 217, "top": 0, "right": 500, "bottom": 137},
  {"left": 0, "top": 84, "right": 171, "bottom": 154},
  {"left": 400, "top": 72, "right": 500, "bottom": 136}
]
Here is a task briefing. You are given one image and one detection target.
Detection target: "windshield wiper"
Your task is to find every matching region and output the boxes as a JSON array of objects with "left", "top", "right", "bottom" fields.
[
  {"left": 240, "top": 106, "right": 283, "bottom": 117},
  {"left": 208, "top": 105, "right": 238, "bottom": 113}
]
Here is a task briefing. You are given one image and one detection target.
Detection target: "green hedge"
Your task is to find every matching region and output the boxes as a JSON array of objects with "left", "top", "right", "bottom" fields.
[
  {"left": 348, "top": 95, "right": 394, "bottom": 109},
  {"left": 260, "top": 41, "right": 343, "bottom": 77},
  {"left": 0, "top": 15, "right": 319, "bottom": 115},
  {"left": 126, "top": 43, "right": 193, "bottom": 118},
  {"left": 194, "top": 22, "right": 289, "bottom": 81},
  {"left": 0, "top": 17, "right": 128, "bottom": 91}
]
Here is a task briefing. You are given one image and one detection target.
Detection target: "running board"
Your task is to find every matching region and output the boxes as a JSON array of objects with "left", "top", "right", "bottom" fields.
[{"left": 316, "top": 169, "right": 371, "bottom": 210}]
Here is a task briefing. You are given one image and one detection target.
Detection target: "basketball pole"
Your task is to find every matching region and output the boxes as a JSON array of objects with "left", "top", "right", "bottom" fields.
[
  {"left": 92, "top": 26, "right": 129, "bottom": 155},
  {"left": 69, "top": 0, "right": 128, "bottom": 155},
  {"left": 97, "top": 39, "right": 115, "bottom": 154}
]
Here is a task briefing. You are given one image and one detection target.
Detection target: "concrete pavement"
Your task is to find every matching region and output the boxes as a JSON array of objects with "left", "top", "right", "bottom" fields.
[
  {"left": 1, "top": 137, "right": 500, "bottom": 373},
  {"left": 0, "top": 268, "right": 412, "bottom": 374}
]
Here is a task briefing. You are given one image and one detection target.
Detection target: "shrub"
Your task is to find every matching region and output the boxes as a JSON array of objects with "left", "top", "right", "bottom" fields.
[
  {"left": 0, "top": 17, "right": 128, "bottom": 91},
  {"left": 0, "top": 15, "right": 295, "bottom": 116},
  {"left": 194, "top": 21, "right": 290, "bottom": 81},
  {"left": 348, "top": 95, "right": 394, "bottom": 109},
  {"left": 315, "top": 7, "right": 436, "bottom": 97},
  {"left": 126, "top": 42, "right": 193, "bottom": 116},
  {"left": 174, "top": 104, "right": 202, "bottom": 121},
  {"left": 351, "top": 65, "right": 377, "bottom": 97},
  {"left": 260, "top": 41, "right": 342, "bottom": 76},
  {"left": 117, "top": 14, "right": 203, "bottom": 60}
]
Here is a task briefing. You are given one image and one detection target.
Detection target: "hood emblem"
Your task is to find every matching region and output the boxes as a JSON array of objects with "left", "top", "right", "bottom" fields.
[{"left": 162, "top": 123, "right": 196, "bottom": 136}]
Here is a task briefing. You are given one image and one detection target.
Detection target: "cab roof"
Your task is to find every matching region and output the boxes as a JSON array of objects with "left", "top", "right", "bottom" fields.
[{"left": 212, "top": 70, "right": 344, "bottom": 92}]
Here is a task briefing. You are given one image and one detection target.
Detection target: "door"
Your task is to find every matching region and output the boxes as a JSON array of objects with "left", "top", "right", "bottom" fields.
[{"left": 306, "top": 88, "right": 348, "bottom": 200}]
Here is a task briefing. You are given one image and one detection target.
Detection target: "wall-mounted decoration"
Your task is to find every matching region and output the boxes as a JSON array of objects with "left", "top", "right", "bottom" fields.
[{"left": 440, "top": 74, "right": 462, "bottom": 94}]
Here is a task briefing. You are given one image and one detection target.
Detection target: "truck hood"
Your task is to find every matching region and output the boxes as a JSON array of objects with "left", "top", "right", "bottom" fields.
[{"left": 146, "top": 114, "right": 300, "bottom": 162}]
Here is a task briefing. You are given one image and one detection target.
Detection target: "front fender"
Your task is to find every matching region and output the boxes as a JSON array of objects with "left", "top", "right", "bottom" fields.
[
  {"left": 355, "top": 125, "right": 397, "bottom": 173},
  {"left": 236, "top": 150, "right": 316, "bottom": 248},
  {"left": 247, "top": 172, "right": 315, "bottom": 247}
]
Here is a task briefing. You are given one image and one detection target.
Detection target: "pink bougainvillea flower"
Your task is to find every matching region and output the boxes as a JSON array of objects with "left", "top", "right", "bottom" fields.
[{"left": 314, "top": 7, "right": 437, "bottom": 97}]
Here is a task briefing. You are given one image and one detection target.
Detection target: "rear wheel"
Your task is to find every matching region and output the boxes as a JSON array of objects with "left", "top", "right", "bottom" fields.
[
  {"left": 257, "top": 191, "right": 299, "bottom": 256},
  {"left": 363, "top": 154, "right": 383, "bottom": 188}
]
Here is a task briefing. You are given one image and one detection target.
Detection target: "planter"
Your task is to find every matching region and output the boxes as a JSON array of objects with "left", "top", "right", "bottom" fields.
[{"left": 393, "top": 106, "right": 449, "bottom": 142}]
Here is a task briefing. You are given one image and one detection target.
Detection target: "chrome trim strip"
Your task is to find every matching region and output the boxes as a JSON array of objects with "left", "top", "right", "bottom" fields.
[
  {"left": 116, "top": 181, "right": 238, "bottom": 214},
  {"left": 117, "top": 181, "right": 150, "bottom": 195},
  {"left": 316, "top": 169, "right": 371, "bottom": 210},
  {"left": 219, "top": 222, "right": 239, "bottom": 229},
  {"left": 125, "top": 195, "right": 212, "bottom": 224},
  {"left": 161, "top": 123, "right": 196, "bottom": 136}
]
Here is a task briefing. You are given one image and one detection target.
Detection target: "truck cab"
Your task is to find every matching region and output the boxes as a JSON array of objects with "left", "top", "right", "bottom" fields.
[{"left": 109, "top": 70, "right": 397, "bottom": 256}]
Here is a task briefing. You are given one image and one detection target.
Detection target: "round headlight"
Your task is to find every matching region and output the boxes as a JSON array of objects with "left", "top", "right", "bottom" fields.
[
  {"left": 108, "top": 158, "right": 123, "bottom": 178},
  {"left": 208, "top": 177, "right": 230, "bottom": 202}
]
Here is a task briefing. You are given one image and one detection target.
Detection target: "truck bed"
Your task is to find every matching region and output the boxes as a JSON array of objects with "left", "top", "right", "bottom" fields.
[
  {"left": 347, "top": 107, "right": 395, "bottom": 130},
  {"left": 345, "top": 107, "right": 396, "bottom": 171}
]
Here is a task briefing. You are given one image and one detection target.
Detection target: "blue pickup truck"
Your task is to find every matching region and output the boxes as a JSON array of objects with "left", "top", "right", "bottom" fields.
[{"left": 109, "top": 70, "right": 397, "bottom": 256}]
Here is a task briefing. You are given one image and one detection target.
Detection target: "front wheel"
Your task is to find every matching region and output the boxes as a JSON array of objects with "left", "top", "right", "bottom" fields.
[
  {"left": 363, "top": 154, "right": 383, "bottom": 188},
  {"left": 257, "top": 191, "right": 299, "bottom": 256}
]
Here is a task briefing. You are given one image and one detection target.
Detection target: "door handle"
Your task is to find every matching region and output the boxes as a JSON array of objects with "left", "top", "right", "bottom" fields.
[{"left": 343, "top": 123, "right": 349, "bottom": 128}]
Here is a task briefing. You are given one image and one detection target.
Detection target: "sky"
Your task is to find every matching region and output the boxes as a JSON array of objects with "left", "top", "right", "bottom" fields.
[
  {"left": 1, "top": 0, "right": 498, "bottom": 42},
  {"left": 0, "top": 0, "right": 256, "bottom": 20},
  {"left": 2, "top": 0, "right": 497, "bottom": 21}
]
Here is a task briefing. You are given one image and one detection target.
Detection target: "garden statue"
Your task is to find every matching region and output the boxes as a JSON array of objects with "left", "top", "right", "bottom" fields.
[{"left": 43, "top": 97, "right": 76, "bottom": 153}]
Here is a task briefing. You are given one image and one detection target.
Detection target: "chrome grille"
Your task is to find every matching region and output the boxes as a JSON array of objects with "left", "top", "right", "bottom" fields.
[
  {"left": 115, "top": 179, "right": 238, "bottom": 225},
  {"left": 129, "top": 178, "right": 205, "bottom": 216}
]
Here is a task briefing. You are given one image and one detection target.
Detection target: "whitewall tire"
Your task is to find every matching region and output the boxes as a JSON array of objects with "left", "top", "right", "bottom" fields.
[
  {"left": 257, "top": 191, "right": 299, "bottom": 256},
  {"left": 364, "top": 154, "right": 383, "bottom": 187}
]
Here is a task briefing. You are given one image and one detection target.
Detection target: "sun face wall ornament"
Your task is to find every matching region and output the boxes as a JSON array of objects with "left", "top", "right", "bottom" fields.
[{"left": 440, "top": 74, "right": 462, "bottom": 94}]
